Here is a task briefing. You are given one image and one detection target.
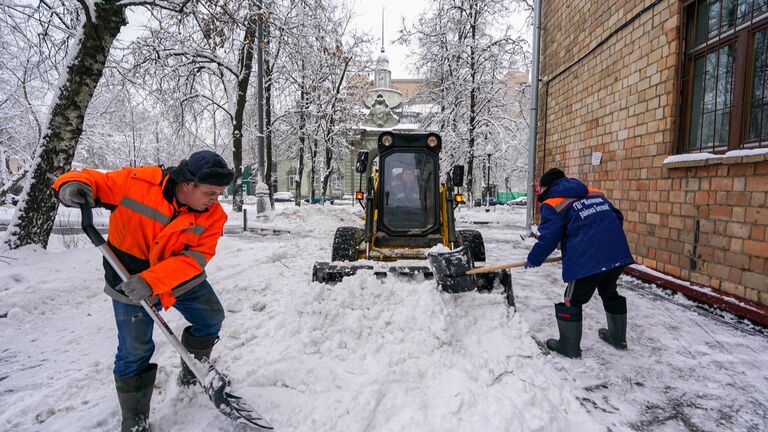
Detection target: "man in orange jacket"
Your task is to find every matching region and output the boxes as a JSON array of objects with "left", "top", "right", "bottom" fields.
[{"left": 53, "top": 150, "right": 234, "bottom": 432}]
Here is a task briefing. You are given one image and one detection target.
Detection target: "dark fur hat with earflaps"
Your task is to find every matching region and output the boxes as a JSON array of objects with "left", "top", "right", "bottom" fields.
[
  {"left": 537, "top": 168, "right": 566, "bottom": 202},
  {"left": 539, "top": 168, "right": 566, "bottom": 189},
  {"left": 169, "top": 150, "right": 235, "bottom": 187}
]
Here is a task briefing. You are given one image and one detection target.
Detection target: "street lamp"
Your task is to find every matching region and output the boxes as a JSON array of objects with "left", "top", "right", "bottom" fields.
[{"left": 485, "top": 143, "right": 494, "bottom": 207}]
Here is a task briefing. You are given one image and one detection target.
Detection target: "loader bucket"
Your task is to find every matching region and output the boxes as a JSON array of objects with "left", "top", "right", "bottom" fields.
[
  {"left": 312, "top": 261, "right": 433, "bottom": 283},
  {"left": 427, "top": 248, "right": 516, "bottom": 306},
  {"left": 426, "top": 247, "right": 476, "bottom": 293}
]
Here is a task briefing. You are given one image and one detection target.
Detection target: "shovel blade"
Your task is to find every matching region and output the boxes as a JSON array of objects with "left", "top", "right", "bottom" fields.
[
  {"left": 474, "top": 270, "right": 515, "bottom": 308},
  {"left": 499, "top": 269, "right": 515, "bottom": 308},
  {"left": 202, "top": 359, "right": 274, "bottom": 430}
]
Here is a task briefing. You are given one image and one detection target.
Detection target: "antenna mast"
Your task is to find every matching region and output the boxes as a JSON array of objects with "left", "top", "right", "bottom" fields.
[{"left": 381, "top": 7, "right": 385, "bottom": 53}]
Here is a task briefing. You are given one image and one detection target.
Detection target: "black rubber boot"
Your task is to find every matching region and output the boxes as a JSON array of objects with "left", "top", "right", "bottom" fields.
[
  {"left": 178, "top": 326, "right": 219, "bottom": 387},
  {"left": 115, "top": 363, "right": 157, "bottom": 432},
  {"left": 599, "top": 312, "right": 627, "bottom": 350},
  {"left": 546, "top": 303, "right": 582, "bottom": 359}
]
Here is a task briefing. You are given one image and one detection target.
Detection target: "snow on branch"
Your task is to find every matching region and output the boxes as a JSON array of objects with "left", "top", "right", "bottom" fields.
[
  {"left": 0, "top": 166, "right": 29, "bottom": 204},
  {"left": 157, "top": 49, "right": 240, "bottom": 77},
  {"left": 179, "top": 93, "right": 233, "bottom": 121},
  {"left": 116, "top": 0, "right": 191, "bottom": 13}
]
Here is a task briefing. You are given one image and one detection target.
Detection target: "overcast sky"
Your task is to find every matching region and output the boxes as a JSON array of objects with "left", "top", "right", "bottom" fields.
[
  {"left": 347, "top": 0, "right": 531, "bottom": 79},
  {"left": 346, "top": 0, "right": 429, "bottom": 78}
]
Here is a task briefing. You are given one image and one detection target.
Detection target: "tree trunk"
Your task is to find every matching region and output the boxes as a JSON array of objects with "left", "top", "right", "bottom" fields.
[
  {"left": 295, "top": 147, "right": 304, "bottom": 207},
  {"left": 309, "top": 137, "right": 318, "bottom": 204},
  {"left": 321, "top": 153, "right": 332, "bottom": 198},
  {"left": 264, "top": 12, "right": 275, "bottom": 209},
  {"left": 320, "top": 57, "right": 350, "bottom": 201},
  {"left": 3, "top": 3, "right": 127, "bottom": 250},
  {"left": 294, "top": 81, "right": 307, "bottom": 207},
  {"left": 232, "top": 12, "right": 258, "bottom": 213},
  {"left": 0, "top": 148, "right": 7, "bottom": 181},
  {"left": 466, "top": 4, "right": 478, "bottom": 204}
]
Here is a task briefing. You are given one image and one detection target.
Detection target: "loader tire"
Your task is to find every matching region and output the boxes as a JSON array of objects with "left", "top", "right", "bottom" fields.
[
  {"left": 458, "top": 229, "right": 486, "bottom": 262},
  {"left": 332, "top": 226, "right": 364, "bottom": 262}
]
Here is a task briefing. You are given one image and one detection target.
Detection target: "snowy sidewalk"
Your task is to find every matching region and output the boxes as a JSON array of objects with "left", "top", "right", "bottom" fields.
[
  {"left": 1, "top": 205, "right": 766, "bottom": 431},
  {"left": 479, "top": 217, "right": 768, "bottom": 432}
]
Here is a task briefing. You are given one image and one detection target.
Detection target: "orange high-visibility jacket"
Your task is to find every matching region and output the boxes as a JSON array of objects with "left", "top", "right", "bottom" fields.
[
  {"left": 541, "top": 188, "right": 606, "bottom": 212},
  {"left": 53, "top": 166, "right": 227, "bottom": 309}
]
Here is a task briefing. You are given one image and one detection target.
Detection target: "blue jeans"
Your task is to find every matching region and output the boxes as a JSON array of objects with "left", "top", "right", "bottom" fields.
[{"left": 112, "top": 280, "right": 225, "bottom": 379}]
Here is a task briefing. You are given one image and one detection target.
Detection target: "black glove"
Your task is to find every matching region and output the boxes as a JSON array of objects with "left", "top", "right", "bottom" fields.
[
  {"left": 120, "top": 275, "right": 153, "bottom": 302},
  {"left": 523, "top": 260, "right": 539, "bottom": 269},
  {"left": 57, "top": 182, "right": 95, "bottom": 208}
]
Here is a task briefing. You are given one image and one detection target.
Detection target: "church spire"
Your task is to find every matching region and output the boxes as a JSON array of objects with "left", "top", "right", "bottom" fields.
[
  {"left": 375, "top": 7, "right": 391, "bottom": 89},
  {"left": 381, "top": 7, "right": 385, "bottom": 54}
]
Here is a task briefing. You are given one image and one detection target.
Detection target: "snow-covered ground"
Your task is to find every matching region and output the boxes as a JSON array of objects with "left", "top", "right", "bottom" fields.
[{"left": 1, "top": 204, "right": 767, "bottom": 431}]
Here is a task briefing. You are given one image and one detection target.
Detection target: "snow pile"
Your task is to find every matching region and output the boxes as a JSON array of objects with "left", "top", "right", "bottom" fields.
[
  {"left": 0, "top": 204, "right": 601, "bottom": 431},
  {"left": 217, "top": 273, "right": 599, "bottom": 431},
  {"left": 9, "top": 204, "right": 768, "bottom": 431}
]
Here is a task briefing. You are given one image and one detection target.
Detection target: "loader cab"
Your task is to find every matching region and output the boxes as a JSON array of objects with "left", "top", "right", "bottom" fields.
[
  {"left": 313, "top": 130, "right": 489, "bottom": 288},
  {"left": 377, "top": 132, "right": 441, "bottom": 235}
]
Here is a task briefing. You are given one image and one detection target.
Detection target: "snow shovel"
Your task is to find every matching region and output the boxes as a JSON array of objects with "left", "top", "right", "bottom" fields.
[
  {"left": 426, "top": 247, "right": 514, "bottom": 306},
  {"left": 79, "top": 204, "right": 273, "bottom": 430},
  {"left": 428, "top": 247, "right": 562, "bottom": 307},
  {"left": 465, "top": 256, "right": 562, "bottom": 275}
]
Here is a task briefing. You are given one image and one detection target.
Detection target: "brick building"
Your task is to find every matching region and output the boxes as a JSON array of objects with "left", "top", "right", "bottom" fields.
[{"left": 535, "top": 0, "right": 768, "bottom": 318}]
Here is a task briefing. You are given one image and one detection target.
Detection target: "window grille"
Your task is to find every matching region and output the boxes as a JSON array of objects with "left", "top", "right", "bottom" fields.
[{"left": 682, "top": 0, "right": 768, "bottom": 152}]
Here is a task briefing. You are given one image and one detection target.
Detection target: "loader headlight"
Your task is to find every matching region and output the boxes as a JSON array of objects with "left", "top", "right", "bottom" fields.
[
  {"left": 454, "top": 193, "right": 465, "bottom": 203},
  {"left": 355, "top": 191, "right": 365, "bottom": 200},
  {"left": 426, "top": 134, "right": 440, "bottom": 148},
  {"left": 381, "top": 133, "right": 394, "bottom": 147}
]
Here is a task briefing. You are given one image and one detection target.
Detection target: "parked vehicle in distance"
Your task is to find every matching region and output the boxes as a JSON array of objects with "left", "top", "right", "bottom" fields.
[
  {"left": 303, "top": 195, "right": 335, "bottom": 204},
  {"left": 508, "top": 196, "right": 527, "bottom": 206},
  {"left": 474, "top": 197, "right": 503, "bottom": 207},
  {"left": 273, "top": 191, "right": 295, "bottom": 202}
]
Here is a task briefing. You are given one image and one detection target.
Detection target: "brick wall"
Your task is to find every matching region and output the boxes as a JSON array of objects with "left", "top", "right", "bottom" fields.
[{"left": 536, "top": 0, "right": 768, "bottom": 307}]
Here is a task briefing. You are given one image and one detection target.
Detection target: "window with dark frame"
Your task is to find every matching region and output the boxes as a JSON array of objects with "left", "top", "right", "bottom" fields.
[{"left": 682, "top": 0, "right": 768, "bottom": 153}]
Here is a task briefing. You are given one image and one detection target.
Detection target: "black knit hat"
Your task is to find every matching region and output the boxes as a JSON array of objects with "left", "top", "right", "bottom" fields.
[
  {"left": 539, "top": 168, "right": 566, "bottom": 189},
  {"left": 169, "top": 150, "right": 235, "bottom": 186}
]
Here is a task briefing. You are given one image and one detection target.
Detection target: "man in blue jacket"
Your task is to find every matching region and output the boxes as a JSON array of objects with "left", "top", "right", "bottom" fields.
[{"left": 526, "top": 168, "right": 634, "bottom": 358}]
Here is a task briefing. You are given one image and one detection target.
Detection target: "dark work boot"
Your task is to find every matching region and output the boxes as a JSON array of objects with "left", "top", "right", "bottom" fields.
[
  {"left": 599, "top": 312, "right": 627, "bottom": 350},
  {"left": 546, "top": 303, "right": 582, "bottom": 359},
  {"left": 599, "top": 295, "right": 627, "bottom": 350},
  {"left": 178, "top": 326, "right": 219, "bottom": 387},
  {"left": 115, "top": 363, "right": 157, "bottom": 432}
]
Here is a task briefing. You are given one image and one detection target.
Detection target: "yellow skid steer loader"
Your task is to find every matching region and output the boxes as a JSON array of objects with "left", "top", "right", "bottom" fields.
[{"left": 312, "top": 131, "right": 510, "bottom": 298}]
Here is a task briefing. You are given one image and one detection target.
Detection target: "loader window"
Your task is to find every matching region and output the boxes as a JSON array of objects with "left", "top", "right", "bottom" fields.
[{"left": 381, "top": 152, "right": 437, "bottom": 232}]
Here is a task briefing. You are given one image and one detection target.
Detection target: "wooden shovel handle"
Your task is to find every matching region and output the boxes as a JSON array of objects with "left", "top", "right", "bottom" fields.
[{"left": 466, "top": 256, "right": 563, "bottom": 275}]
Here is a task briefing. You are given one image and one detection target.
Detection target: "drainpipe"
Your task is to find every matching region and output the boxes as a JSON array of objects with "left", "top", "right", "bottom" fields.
[{"left": 526, "top": 0, "right": 543, "bottom": 230}]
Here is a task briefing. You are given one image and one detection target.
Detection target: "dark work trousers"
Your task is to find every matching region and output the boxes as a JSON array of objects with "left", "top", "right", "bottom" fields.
[
  {"left": 563, "top": 265, "right": 627, "bottom": 314},
  {"left": 112, "top": 280, "right": 224, "bottom": 379}
]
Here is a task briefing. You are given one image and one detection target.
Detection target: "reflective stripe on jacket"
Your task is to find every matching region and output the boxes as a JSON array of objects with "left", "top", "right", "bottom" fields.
[
  {"left": 53, "top": 166, "right": 227, "bottom": 309},
  {"left": 527, "top": 177, "right": 634, "bottom": 282}
]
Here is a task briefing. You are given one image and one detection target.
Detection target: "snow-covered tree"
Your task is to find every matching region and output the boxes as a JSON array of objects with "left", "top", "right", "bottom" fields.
[
  {"left": 399, "top": 0, "right": 530, "bottom": 201},
  {"left": 272, "top": 0, "right": 371, "bottom": 205},
  {"left": 1, "top": 0, "right": 190, "bottom": 250},
  {"left": 127, "top": 0, "right": 262, "bottom": 212},
  {"left": 0, "top": 0, "right": 74, "bottom": 205}
]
